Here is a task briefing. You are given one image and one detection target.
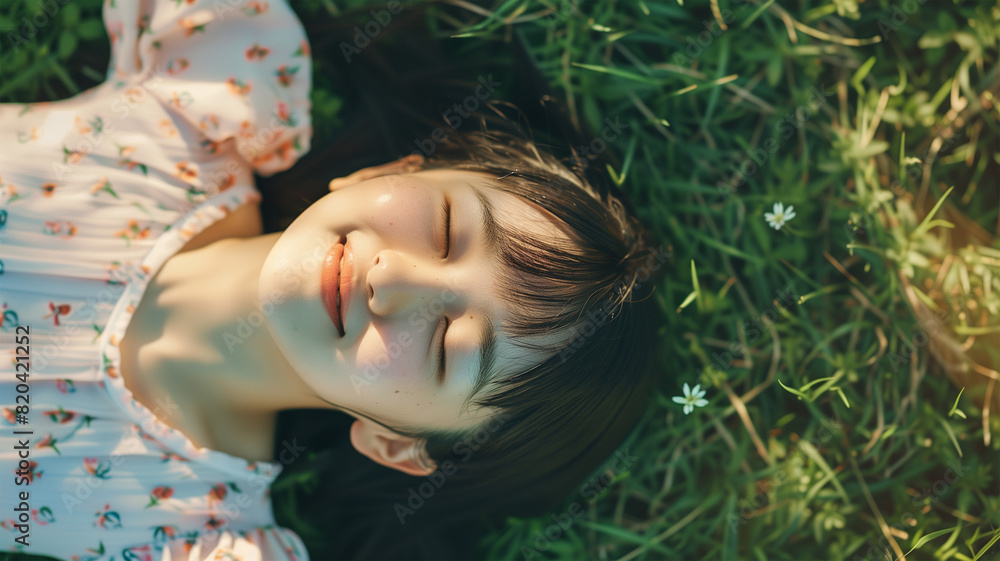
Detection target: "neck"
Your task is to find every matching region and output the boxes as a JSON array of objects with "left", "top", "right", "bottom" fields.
[{"left": 120, "top": 233, "right": 325, "bottom": 460}]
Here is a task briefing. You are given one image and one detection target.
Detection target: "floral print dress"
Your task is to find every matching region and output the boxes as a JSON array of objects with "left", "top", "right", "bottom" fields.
[{"left": 1, "top": 0, "right": 312, "bottom": 559}]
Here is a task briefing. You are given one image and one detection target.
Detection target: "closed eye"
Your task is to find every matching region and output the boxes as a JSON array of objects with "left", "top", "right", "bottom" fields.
[
  {"left": 435, "top": 316, "right": 449, "bottom": 382},
  {"left": 439, "top": 198, "right": 451, "bottom": 258}
]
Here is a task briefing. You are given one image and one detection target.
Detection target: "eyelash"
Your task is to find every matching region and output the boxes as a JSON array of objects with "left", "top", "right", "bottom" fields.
[
  {"left": 436, "top": 198, "right": 451, "bottom": 380},
  {"left": 436, "top": 317, "right": 449, "bottom": 382},
  {"left": 440, "top": 199, "right": 451, "bottom": 258}
]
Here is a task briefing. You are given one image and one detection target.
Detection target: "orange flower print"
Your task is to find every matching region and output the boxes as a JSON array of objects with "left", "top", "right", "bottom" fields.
[
  {"left": 114, "top": 219, "right": 151, "bottom": 246},
  {"left": 251, "top": 151, "right": 274, "bottom": 167},
  {"left": 1, "top": 408, "right": 15, "bottom": 425},
  {"left": 94, "top": 504, "right": 121, "bottom": 529},
  {"left": 90, "top": 176, "right": 119, "bottom": 198},
  {"left": 108, "top": 21, "right": 123, "bottom": 44},
  {"left": 36, "top": 433, "right": 60, "bottom": 454},
  {"left": 199, "top": 138, "right": 220, "bottom": 154},
  {"left": 226, "top": 77, "right": 252, "bottom": 97},
  {"left": 205, "top": 515, "right": 226, "bottom": 532},
  {"left": 103, "top": 351, "right": 119, "bottom": 378},
  {"left": 160, "top": 452, "right": 188, "bottom": 463},
  {"left": 199, "top": 114, "right": 220, "bottom": 132},
  {"left": 243, "top": 1, "right": 268, "bottom": 16},
  {"left": 1, "top": 182, "right": 21, "bottom": 204},
  {"left": 175, "top": 161, "right": 199, "bottom": 183},
  {"left": 43, "top": 220, "right": 78, "bottom": 239},
  {"left": 16, "top": 127, "right": 40, "bottom": 143},
  {"left": 63, "top": 146, "right": 85, "bottom": 165},
  {"left": 214, "top": 550, "right": 241, "bottom": 561},
  {"left": 40, "top": 183, "right": 57, "bottom": 197},
  {"left": 167, "top": 91, "right": 193, "bottom": 109},
  {"left": 275, "top": 64, "right": 299, "bottom": 87},
  {"left": 216, "top": 173, "right": 236, "bottom": 192},
  {"left": 1, "top": 302, "right": 19, "bottom": 331},
  {"left": 44, "top": 302, "right": 71, "bottom": 326},
  {"left": 83, "top": 457, "right": 111, "bottom": 479},
  {"left": 244, "top": 43, "right": 270, "bottom": 61},
  {"left": 123, "top": 87, "right": 146, "bottom": 105},
  {"left": 179, "top": 17, "right": 207, "bottom": 36},
  {"left": 146, "top": 485, "right": 174, "bottom": 508},
  {"left": 274, "top": 102, "right": 296, "bottom": 127},
  {"left": 159, "top": 119, "right": 179, "bottom": 137},
  {"left": 294, "top": 39, "right": 310, "bottom": 57},
  {"left": 44, "top": 407, "right": 76, "bottom": 424},
  {"left": 122, "top": 544, "right": 154, "bottom": 561},
  {"left": 152, "top": 525, "right": 179, "bottom": 544},
  {"left": 106, "top": 261, "right": 128, "bottom": 286},
  {"left": 74, "top": 115, "right": 103, "bottom": 135},
  {"left": 207, "top": 482, "right": 235, "bottom": 506},
  {"left": 13, "top": 461, "right": 41, "bottom": 483},
  {"left": 165, "top": 58, "right": 189, "bottom": 75},
  {"left": 116, "top": 144, "right": 148, "bottom": 175},
  {"left": 56, "top": 379, "right": 76, "bottom": 393},
  {"left": 238, "top": 120, "right": 254, "bottom": 139},
  {"left": 31, "top": 507, "right": 55, "bottom": 526}
]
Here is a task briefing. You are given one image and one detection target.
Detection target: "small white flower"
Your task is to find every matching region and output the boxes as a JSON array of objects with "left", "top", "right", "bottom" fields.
[
  {"left": 671, "top": 382, "right": 709, "bottom": 415},
  {"left": 764, "top": 202, "right": 797, "bottom": 230}
]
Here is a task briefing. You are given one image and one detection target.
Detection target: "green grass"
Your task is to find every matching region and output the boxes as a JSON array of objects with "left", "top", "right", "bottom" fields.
[
  {"left": 429, "top": 1, "right": 1000, "bottom": 560},
  {"left": 3, "top": 0, "right": 999, "bottom": 560}
]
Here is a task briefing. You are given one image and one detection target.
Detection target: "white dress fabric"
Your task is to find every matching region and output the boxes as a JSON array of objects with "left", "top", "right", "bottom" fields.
[{"left": 1, "top": 0, "right": 313, "bottom": 559}]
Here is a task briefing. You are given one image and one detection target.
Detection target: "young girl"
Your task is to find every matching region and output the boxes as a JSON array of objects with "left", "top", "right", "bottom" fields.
[{"left": 1, "top": 1, "right": 661, "bottom": 560}]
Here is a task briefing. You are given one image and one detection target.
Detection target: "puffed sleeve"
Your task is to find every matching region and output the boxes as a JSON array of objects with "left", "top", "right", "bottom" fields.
[
  {"left": 106, "top": 527, "right": 310, "bottom": 561},
  {"left": 103, "top": 0, "right": 312, "bottom": 175}
]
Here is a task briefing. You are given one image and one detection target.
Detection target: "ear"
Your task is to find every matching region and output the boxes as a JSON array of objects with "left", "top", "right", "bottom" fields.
[
  {"left": 349, "top": 418, "right": 437, "bottom": 476},
  {"left": 328, "top": 154, "right": 426, "bottom": 192}
]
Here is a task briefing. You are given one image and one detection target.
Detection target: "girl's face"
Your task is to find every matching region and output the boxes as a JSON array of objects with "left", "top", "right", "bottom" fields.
[{"left": 259, "top": 169, "right": 559, "bottom": 432}]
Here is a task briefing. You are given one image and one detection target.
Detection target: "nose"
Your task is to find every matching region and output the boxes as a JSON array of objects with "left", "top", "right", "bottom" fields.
[{"left": 366, "top": 249, "right": 457, "bottom": 319}]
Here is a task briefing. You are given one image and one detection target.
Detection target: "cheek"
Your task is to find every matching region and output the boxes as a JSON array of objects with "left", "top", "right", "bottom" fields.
[
  {"left": 353, "top": 324, "right": 424, "bottom": 388},
  {"left": 369, "top": 189, "right": 434, "bottom": 238}
]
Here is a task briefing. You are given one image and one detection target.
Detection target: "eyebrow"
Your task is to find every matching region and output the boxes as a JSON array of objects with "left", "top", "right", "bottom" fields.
[{"left": 462, "top": 185, "right": 502, "bottom": 409}]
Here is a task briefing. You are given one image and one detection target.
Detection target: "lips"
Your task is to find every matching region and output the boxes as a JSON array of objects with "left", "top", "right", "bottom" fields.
[{"left": 321, "top": 236, "right": 347, "bottom": 336}]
